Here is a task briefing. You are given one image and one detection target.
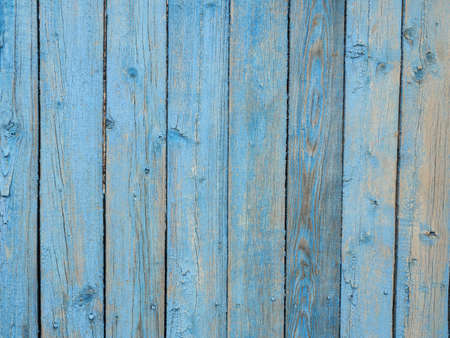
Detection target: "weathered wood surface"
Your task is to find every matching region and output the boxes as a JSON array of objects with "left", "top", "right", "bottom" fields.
[
  {"left": 1, "top": 1, "right": 448, "bottom": 336},
  {"left": 227, "top": 1, "right": 287, "bottom": 336},
  {"left": 40, "top": 0, "right": 104, "bottom": 336},
  {"left": 341, "top": 0, "right": 402, "bottom": 336},
  {"left": 0, "top": 1, "right": 38, "bottom": 336},
  {"left": 105, "top": 0, "right": 166, "bottom": 337},
  {"left": 395, "top": 0, "right": 449, "bottom": 337},
  {"left": 286, "top": 0, "right": 344, "bottom": 336},
  {"left": 166, "top": 1, "right": 229, "bottom": 337}
]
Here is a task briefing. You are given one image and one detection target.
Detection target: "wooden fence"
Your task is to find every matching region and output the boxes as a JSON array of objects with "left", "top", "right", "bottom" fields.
[{"left": 0, "top": 0, "right": 448, "bottom": 337}]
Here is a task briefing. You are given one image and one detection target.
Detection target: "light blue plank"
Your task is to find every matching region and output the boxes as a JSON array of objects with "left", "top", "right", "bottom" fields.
[
  {"left": 286, "top": 0, "right": 344, "bottom": 336},
  {"left": 0, "top": 1, "right": 38, "bottom": 336},
  {"left": 341, "top": 0, "right": 402, "bottom": 336},
  {"left": 228, "top": 0, "right": 287, "bottom": 336},
  {"left": 39, "top": 0, "right": 104, "bottom": 336},
  {"left": 166, "top": 0, "right": 229, "bottom": 336},
  {"left": 105, "top": 0, "right": 167, "bottom": 336},
  {"left": 395, "top": 0, "right": 449, "bottom": 336}
]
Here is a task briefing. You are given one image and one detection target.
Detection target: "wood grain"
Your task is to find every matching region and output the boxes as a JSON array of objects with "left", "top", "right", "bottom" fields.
[
  {"left": 395, "top": 0, "right": 449, "bottom": 336},
  {"left": 0, "top": 1, "right": 447, "bottom": 335},
  {"left": 39, "top": 0, "right": 104, "bottom": 336},
  {"left": 0, "top": 1, "right": 38, "bottom": 336},
  {"left": 105, "top": 0, "right": 167, "bottom": 337},
  {"left": 285, "top": 0, "right": 344, "bottom": 336},
  {"left": 166, "top": 1, "right": 229, "bottom": 336},
  {"left": 341, "top": 0, "right": 402, "bottom": 336},
  {"left": 227, "top": 0, "right": 287, "bottom": 336}
]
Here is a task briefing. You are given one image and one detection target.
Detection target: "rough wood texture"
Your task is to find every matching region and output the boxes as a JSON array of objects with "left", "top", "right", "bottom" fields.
[
  {"left": 166, "top": 1, "right": 229, "bottom": 336},
  {"left": 395, "top": 0, "right": 449, "bottom": 336},
  {"left": 286, "top": 0, "right": 344, "bottom": 336},
  {"left": 228, "top": 1, "right": 287, "bottom": 336},
  {"left": 0, "top": 1, "right": 38, "bottom": 336},
  {"left": 39, "top": 1, "right": 104, "bottom": 336},
  {"left": 105, "top": 0, "right": 166, "bottom": 337},
  {"left": 341, "top": 0, "right": 402, "bottom": 336},
  {"left": 1, "top": 1, "right": 449, "bottom": 335}
]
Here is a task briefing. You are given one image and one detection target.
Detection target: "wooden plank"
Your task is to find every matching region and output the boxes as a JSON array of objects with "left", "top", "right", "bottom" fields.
[
  {"left": 0, "top": 1, "right": 38, "bottom": 336},
  {"left": 105, "top": 0, "right": 166, "bottom": 336},
  {"left": 39, "top": 0, "right": 104, "bottom": 336},
  {"left": 285, "top": 0, "right": 344, "bottom": 336},
  {"left": 227, "top": 1, "right": 287, "bottom": 336},
  {"left": 395, "top": 0, "right": 449, "bottom": 336},
  {"left": 341, "top": 0, "right": 402, "bottom": 336},
  {"left": 166, "top": 1, "right": 229, "bottom": 336}
]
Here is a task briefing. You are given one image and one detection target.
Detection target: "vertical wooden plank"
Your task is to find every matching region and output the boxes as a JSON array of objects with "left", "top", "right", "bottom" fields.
[
  {"left": 286, "top": 0, "right": 344, "bottom": 336},
  {"left": 105, "top": 0, "right": 166, "bottom": 336},
  {"left": 39, "top": 0, "right": 104, "bottom": 336},
  {"left": 0, "top": 1, "right": 38, "bottom": 336},
  {"left": 166, "top": 0, "right": 229, "bottom": 336},
  {"left": 341, "top": 0, "right": 402, "bottom": 336},
  {"left": 395, "top": 0, "right": 449, "bottom": 336},
  {"left": 228, "top": 0, "right": 287, "bottom": 336}
]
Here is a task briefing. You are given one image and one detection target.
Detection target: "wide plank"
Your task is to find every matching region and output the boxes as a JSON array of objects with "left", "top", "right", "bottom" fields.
[
  {"left": 39, "top": 0, "right": 104, "bottom": 336},
  {"left": 166, "top": 0, "right": 229, "bottom": 336},
  {"left": 286, "top": 0, "right": 344, "bottom": 336},
  {"left": 105, "top": 0, "right": 167, "bottom": 336},
  {"left": 395, "top": 0, "right": 449, "bottom": 336},
  {"left": 228, "top": 0, "right": 287, "bottom": 336},
  {"left": 341, "top": 0, "right": 402, "bottom": 336},
  {"left": 0, "top": 1, "right": 38, "bottom": 336}
]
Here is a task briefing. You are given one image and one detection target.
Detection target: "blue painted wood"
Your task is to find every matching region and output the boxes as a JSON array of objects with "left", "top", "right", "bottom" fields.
[
  {"left": 166, "top": 1, "right": 229, "bottom": 336},
  {"left": 341, "top": 0, "right": 402, "bottom": 336},
  {"left": 0, "top": 1, "right": 38, "bottom": 336},
  {"left": 39, "top": 0, "right": 104, "bottom": 336},
  {"left": 285, "top": 0, "right": 344, "bottom": 336},
  {"left": 105, "top": 0, "right": 167, "bottom": 336},
  {"left": 227, "top": 1, "right": 287, "bottom": 336},
  {"left": 0, "top": 1, "right": 447, "bottom": 334},
  {"left": 395, "top": 0, "right": 449, "bottom": 336}
]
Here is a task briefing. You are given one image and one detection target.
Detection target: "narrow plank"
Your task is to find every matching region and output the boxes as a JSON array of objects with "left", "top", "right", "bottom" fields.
[
  {"left": 0, "top": 1, "right": 38, "bottom": 336},
  {"left": 105, "top": 0, "right": 166, "bottom": 336},
  {"left": 395, "top": 0, "right": 449, "bottom": 336},
  {"left": 286, "top": 0, "right": 344, "bottom": 336},
  {"left": 228, "top": 0, "right": 287, "bottom": 336},
  {"left": 166, "top": 0, "right": 229, "bottom": 336},
  {"left": 39, "top": 0, "right": 104, "bottom": 336},
  {"left": 341, "top": 0, "right": 402, "bottom": 336}
]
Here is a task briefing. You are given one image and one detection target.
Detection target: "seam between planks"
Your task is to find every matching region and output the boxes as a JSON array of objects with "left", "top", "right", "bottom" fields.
[
  {"left": 392, "top": 0, "right": 405, "bottom": 336},
  {"left": 164, "top": 0, "right": 169, "bottom": 336},
  {"left": 339, "top": 1, "right": 348, "bottom": 337},
  {"left": 283, "top": 1, "right": 291, "bottom": 337},
  {"left": 102, "top": 0, "right": 108, "bottom": 336},
  {"left": 225, "top": 0, "right": 231, "bottom": 336}
]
